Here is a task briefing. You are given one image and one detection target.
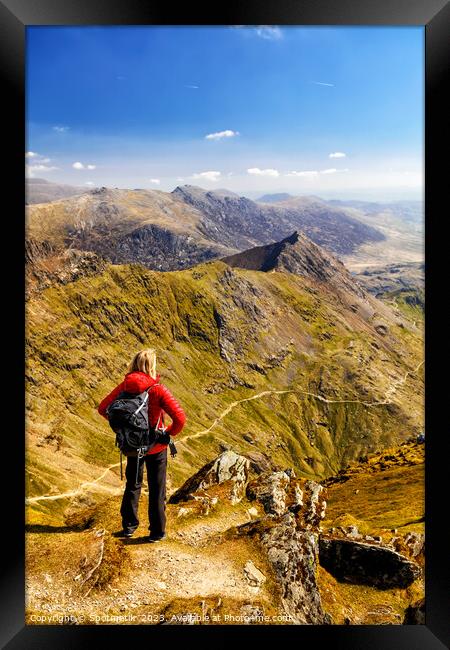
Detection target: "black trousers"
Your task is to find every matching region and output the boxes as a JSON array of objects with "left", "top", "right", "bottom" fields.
[{"left": 120, "top": 448, "right": 167, "bottom": 536}]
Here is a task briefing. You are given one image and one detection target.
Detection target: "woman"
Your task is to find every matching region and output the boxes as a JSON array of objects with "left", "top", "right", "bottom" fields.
[{"left": 97, "top": 348, "right": 186, "bottom": 542}]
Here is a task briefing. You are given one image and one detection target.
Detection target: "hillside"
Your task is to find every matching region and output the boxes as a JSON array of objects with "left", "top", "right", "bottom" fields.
[
  {"left": 174, "top": 185, "right": 385, "bottom": 255},
  {"left": 26, "top": 185, "right": 385, "bottom": 295},
  {"left": 26, "top": 441, "right": 424, "bottom": 625},
  {"left": 26, "top": 178, "right": 90, "bottom": 204},
  {"left": 25, "top": 223, "right": 424, "bottom": 626},
  {"left": 26, "top": 232, "right": 423, "bottom": 523}
]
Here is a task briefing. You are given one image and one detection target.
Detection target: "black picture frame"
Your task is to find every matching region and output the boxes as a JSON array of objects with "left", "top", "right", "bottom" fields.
[{"left": 3, "top": 0, "right": 449, "bottom": 646}]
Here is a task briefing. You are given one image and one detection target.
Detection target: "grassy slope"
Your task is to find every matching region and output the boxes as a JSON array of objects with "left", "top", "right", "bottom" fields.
[{"left": 26, "top": 259, "right": 423, "bottom": 524}]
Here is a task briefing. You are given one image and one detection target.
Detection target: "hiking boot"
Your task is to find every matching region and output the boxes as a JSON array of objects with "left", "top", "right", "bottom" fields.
[
  {"left": 120, "top": 529, "right": 136, "bottom": 538},
  {"left": 148, "top": 533, "right": 166, "bottom": 543}
]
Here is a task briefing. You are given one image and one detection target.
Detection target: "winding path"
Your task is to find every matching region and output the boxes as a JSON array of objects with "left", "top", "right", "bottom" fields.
[{"left": 25, "top": 360, "right": 423, "bottom": 505}]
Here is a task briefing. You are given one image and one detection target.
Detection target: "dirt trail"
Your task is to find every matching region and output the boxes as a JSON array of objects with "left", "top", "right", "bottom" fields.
[{"left": 26, "top": 360, "right": 423, "bottom": 505}]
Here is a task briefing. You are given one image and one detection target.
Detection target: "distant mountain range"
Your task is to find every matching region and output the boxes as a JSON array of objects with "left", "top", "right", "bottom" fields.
[
  {"left": 26, "top": 182, "right": 386, "bottom": 294},
  {"left": 26, "top": 177, "right": 89, "bottom": 204}
]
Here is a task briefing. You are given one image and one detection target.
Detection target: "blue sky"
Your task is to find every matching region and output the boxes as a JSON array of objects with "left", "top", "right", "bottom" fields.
[{"left": 26, "top": 26, "right": 424, "bottom": 200}]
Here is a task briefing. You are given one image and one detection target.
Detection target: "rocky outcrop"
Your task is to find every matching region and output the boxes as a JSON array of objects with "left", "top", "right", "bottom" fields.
[
  {"left": 226, "top": 469, "right": 331, "bottom": 624},
  {"left": 168, "top": 451, "right": 250, "bottom": 505},
  {"left": 318, "top": 536, "right": 422, "bottom": 589},
  {"left": 26, "top": 246, "right": 108, "bottom": 298},
  {"left": 222, "top": 231, "right": 367, "bottom": 299}
]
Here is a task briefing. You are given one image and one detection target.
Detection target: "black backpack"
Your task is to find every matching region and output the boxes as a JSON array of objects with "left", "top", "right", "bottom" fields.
[{"left": 106, "top": 384, "right": 176, "bottom": 481}]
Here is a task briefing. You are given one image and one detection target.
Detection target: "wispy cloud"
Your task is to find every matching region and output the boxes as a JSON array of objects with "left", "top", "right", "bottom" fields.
[
  {"left": 247, "top": 167, "right": 279, "bottom": 177},
  {"left": 149, "top": 178, "right": 161, "bottom": 185},
  {"left": 85, "top": 181, "right": 95, "bottom": 186},
  {"left": 321, "top": 168, "right": 349, "bottom": 174},
  {"left": 185, "top": 84, "right": 199, "bottom": 89},
  {"left": 255, "top": 26, "right": 283, "bottom": 40},
  {"left": 25, "top": 151, "right": 39, "bottom": 158},
  {"left": 329, "top": 152, "right": 346, "bottom": 159},
  {"left": 116, "top": 76, "right": 126, "bottom": 81},
  {"left": 53, "top": 125, "right": 70, "bottom": 132},
  {"left": 232, "top": 25, "right": 283, "bottom": 40},
  {"left": 205, "top": 129, "right": 239, "bottom": 140},
  {"left": 73, "top": 161, "right": 96, "bottom": 170},
  {"left": 311, "top": 81, "right": 335, "bottom": 87},
  {"left": 286, "top": 170, "right": 318, "bottom": 178},
  {"left": 192, "top": 170, "right": 221, "bottom": 182},
  {"left": 286, "top": 168, "right": 349, "bottom": 177}
]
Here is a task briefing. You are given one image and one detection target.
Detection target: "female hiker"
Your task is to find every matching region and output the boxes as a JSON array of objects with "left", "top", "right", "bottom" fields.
[{"left": 97, "top": 348, "right": 186, "bottom": 542}]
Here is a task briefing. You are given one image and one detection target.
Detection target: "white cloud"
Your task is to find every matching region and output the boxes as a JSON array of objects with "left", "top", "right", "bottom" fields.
[
  {"left": 286, "top": 170, "right": 319, "bottom": 178},
  {"left": 255, "top": 26, "right": 283, "bottom": 40},
  {"left": 192, "top": 171, "right": 221, "bottom": 182},
  {"left": 73, "top": 162, "right": 96, "bottom": 170},
  {"left": 329, "top": 152, "right": 346, "bottom": 159},
  {"left": 321, "top": 168, "right": 349, "bottom": 174},
  {"left": 312, "top": 81, "right": 335, "bottom": 87},
  {"left": 247, "top": 167, "right": 279, "bottom": 177},
  {"left": 185, "top": 84, "right": 199, "bottom": 89},
  {"left": 53, "top": 125, "right": 70, "bottom": 132},
  {"left": 85, "top": 181, "right": 95, "bottom": 186},
  {"left": 26, "top": 164, "right": 58, "bottom": 178},
  {"left": 149, "top": 178, "right": 160, "bottom": 185},
  {"left": 25, "top": 151, "right": 39, "bottom": 158},
  {"left": 205, "top": 129, "right": 239, "bottom": 140},
  {"left": 176, "top": 177, "right": 185, "bottom": 182}
]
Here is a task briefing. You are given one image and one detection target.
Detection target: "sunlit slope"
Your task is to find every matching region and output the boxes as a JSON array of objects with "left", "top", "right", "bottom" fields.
[{"left": 26, "top": 258, "right": 423, "bottom": 522}]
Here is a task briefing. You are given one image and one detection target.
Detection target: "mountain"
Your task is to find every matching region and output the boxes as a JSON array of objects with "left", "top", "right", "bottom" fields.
[
  {"left": 172, "top": 185, "right": 385, "bottom": 255},
  {"left": 25, "top": 184, "right": 386, "bottom": 296},
  {"left": 256, "top": 193, "right": 293, "bottom": 203},
  {"left": 221, "top": 230, "right": 366, "bottom": 298},
  {"left": 25, "top": 234, "right": 423, "bottom": 521},
  {"left": 26, "top": 178, "right": 90, "bottom": 204},
  {"left": 25, "top": 223, "right": 424, "bottom": 625},
  {"left": 324, "top": 199, "right": 423, "bottom": 271}
]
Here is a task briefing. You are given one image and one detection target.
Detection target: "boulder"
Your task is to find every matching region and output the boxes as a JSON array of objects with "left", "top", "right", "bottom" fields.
[
  {"left": 229, "top": 513, "right": 331, "bottom": 624},
  {"left": 168, "top": 451, "right": 250, "bottom": 505},
  {"left": 246, "top": 471, "right": 327, "bottom": 528},
  {"left": 319, "top": 536, "right": 422, "bottom": 589},
  {"left": 243, "top": 560, "right": 266, "bottom": 587}
]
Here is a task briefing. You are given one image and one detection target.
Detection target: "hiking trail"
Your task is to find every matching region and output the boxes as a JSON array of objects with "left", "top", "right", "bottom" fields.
[{"left": 26, "top": 360, "right": 423, "bottom": 505}]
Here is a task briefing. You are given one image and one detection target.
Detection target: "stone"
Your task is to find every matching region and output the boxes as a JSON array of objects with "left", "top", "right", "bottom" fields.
[
  {"left": 403, "top": 598, "right": 425, "bottom": 624},
  {"left": 243, "top": 560, "right": 266, "bottom": 587},
  {"left": 168, "top": 451, "right": 250, "bottom": 505},
  {"left": 319, "top": 537, "right": 422, "bottom": 589}
]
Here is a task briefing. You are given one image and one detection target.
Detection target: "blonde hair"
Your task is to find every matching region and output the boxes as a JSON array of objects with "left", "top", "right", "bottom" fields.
[{"left": 127, "top": 348, "right": 157, "bottom": 379}]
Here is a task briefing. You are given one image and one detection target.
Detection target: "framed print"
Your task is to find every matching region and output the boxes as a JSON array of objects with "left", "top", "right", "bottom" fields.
[{"left": 1, "top": 0, "right": 448, "bottom": 647}]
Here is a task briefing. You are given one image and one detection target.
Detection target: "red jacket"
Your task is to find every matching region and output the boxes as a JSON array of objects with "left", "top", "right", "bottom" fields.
[{"left": 97, "top": 371, "right": 186, "bottom": 455}]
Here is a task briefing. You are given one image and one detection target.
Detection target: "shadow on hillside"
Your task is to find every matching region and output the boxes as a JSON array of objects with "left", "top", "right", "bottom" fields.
[{"left": 25, "top": 522, "right": 92, "bottom": 534}]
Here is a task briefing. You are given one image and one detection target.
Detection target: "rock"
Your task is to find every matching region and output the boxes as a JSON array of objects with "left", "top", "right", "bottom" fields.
[
  {"left": 168, "top": 451, "right": 250, "bottom": 505},
  {"left": 404, "top": 532, "right": 425, "bottom": 558},
  {"left": 403, "top": 598, "right": 425, "bottom": 624},
  {"left": 246, "top": 471, "right": 291, "bottom": 515},
  {"left": 247, "top": 507, "right": 259, "bottom": 519},
  {"left": 239, "top": 605, "right": 265, "bottom": 623},
  {"left": 231, "top": 513, "right": 331, "bottom": 624},
  {"left": 245, "top": 450, "right": 276, "bottom": 475},
  {"left": 319, "top": 537, "right": 422, "bottom": 588},
  {"left": 344, "top": 525, "right": 361, "bottom": 539},
  {"left": 243, "top": 560, "right": 266, "bottom": 587},
  {"left": 246, "top": 471, "right": 327, "bottom": 527}
]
